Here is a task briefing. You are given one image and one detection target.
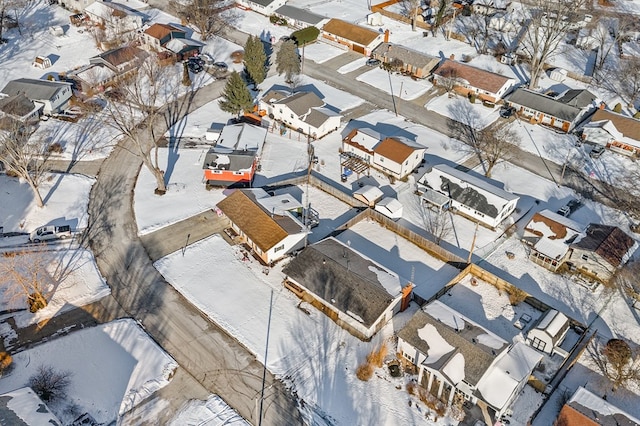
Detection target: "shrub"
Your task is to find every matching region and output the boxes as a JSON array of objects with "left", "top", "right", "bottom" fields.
[
  {"left": 291, "top": 26, "right": 320, "bottom": 46},
  {"left": 230, "top": 50, "right": 244, "bottom": 64},
  {"left": 366, "top": 344, "right": 387, "bottom": 367},
  {"left": 356, "top": 362, "right": 374, "bottom": 381},
  {"left": 508, "top": 286, "right": 528, "bottom": 306},
  {"left": 29, "top": 365, "right": 73, "bottom": 402},
  {"left": 633, "top": 111, "right": 640, "bottom": 119},
  {"left": 469, "top": 93, "right": 476, "bottom": 104},
  {"left": 48, "top": 142, "right": 64, "bottom": 154},
  {"left": 614, "top": 103, "right": 623, "bottom": 113},
  {"left": 0, "top": 352, "right": 12, "bottom": 375}
]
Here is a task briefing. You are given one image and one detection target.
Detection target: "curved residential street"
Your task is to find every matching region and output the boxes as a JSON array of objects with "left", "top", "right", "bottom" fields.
[{"left": 86, "top": 77, "right": 303, "bottom": 424}]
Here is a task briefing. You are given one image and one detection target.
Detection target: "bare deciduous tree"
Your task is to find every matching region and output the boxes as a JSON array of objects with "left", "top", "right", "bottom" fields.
[
  {"left": 29, "top": 365, "right": 73, "bottom": 403},
  {"left": 476, "top": 122, "right": 519, "bottom": 177},
  {"left": 519, "top": 0, "right": 585, "bottom": 89},
  {"left": 0, "top": 123, "right": 51, "bottom": 208},
  {"left": 461, "top": 14, "right": 493, "bottom": 54},
  {"left": 0, "top": 0, "right": 27, "bottom": 42},
  {"left": 402, "top": 0, "right": 422, "bottom": 31},
  {"left": 591, "top": 338, "right": 640, "bottom": 392},
  {"left": 169, "top": 0, "right": 226, "bottom": 41},
  {"left": 613, "top": 259, "right": 640, "bottom": 308},
  {"left": 591, "top": 16, "right": 633, "bottom": 72},
  {"left": 422, "top": 205, "right": 452, "bottom": 245},
  {"left": 103, "top": 57, "right": 183, "bottom": 195},
  {"left": 437, "top": 68, "right": 461, "bottom": 95},
  {"left": 0, "top": 250, "right": 55, "bottom": 312}
]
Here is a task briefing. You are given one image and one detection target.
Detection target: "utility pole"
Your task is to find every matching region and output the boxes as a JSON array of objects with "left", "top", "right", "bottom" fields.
[
  {"left": 467, "top": 222, "right": 478, "bottom": 264},
  {"left": 258, "top": 289, "right": 274, "bottom": 426},
  {"left": 387, "top": 70, "right": 398, "bottom": 116}
]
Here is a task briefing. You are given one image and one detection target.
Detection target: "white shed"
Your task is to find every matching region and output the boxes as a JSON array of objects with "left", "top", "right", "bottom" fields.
[
  {"left": 367, "top": 12, "right": 383, "bottom": 26},
  {"left": 526, "top": 309, "right": 569, "bottom": 355},
  {"left": 354, "top": 185, "right": 384, "bottom": 207},
  {"left": 375, "top": 197, "right": 403, "bottom": 219},
  {"left": 548, "top": 68, "right": 568, "bottom": 82}
]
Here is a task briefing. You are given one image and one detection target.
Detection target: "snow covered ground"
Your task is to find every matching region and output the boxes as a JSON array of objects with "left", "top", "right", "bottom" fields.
[
  {"left": 169, "top": 394, "right": 250, "bottom": 426},
  {"left": 0, "top": 319, "right": 177, "bottom": 424},
  {"left": 426, "top": 93, "right": 501, "bottom": 130},
  {"left": 356, "top": 68, "right": 434, "bottom": 101}
]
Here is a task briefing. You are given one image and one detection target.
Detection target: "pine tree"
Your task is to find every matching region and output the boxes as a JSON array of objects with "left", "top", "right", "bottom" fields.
[
  {"left": 218, "top": 71, "right": 253, "bottom": 116},
  {"left": 276, "top": 40, "right": 300, "bottom": 83},
  {"left": 243, "top": 35, "right": 267, "bottom": 87},
  {"left": 182, "top": 62, "right": 191, "bottom": 86}
]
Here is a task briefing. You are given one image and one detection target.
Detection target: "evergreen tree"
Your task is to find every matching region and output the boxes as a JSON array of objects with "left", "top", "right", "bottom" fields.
[
  {"left": 243, "top": 35, "right": 267, "bottom": 87},
  {"left": 218, "top": 72, "right": 253, "bottom": 116},
  {"left": 182, "top": 62, "right": 191, "bottom": 86},
  {"left": 276, "top": 40, "right": 300, "bottom": 83}
]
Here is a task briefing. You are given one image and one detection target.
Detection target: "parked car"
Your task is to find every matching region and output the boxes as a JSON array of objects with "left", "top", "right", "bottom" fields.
[
  {"left": 590, "top": 144, "right": 605, "bottom": 159},
  {"left": 499, "top": 107, "right": 515, "bottom": 118},
  {"left": 366, "top": 58, "right": 381, "bottom": 67},
  {"left": 29, "top": 225, "right": 71, "bottom": 243},
  {"left": 188, "top": 56, "right": 205, "bottom": 67},
  {"left": 212, "top": 62, "right": 228, "bottom": 70}
]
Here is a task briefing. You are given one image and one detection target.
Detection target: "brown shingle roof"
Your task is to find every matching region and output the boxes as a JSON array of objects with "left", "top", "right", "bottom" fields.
[
  {"left": 323, "top": 18, "right": 380, "bottom": 46},
  {"left": 573, "top": 224, "right": 635, "bottom": 268},
  {"left": 556, "top": 405, "right": 599, "bottom": 426},
  {"left": 216, "top": 190, "right": 289, "bottom": 252},
  {"left": 374, "top": 137, "right": 417, "bottom": 164},
  {"left": 434, "top": 59, "right": 512, "bottom": 94},
  {"left": 591, "top": 108, "right": 640, "bottom": 141},
  {"left": 144, "top": 23, "right": 182, "bottom": 40}
]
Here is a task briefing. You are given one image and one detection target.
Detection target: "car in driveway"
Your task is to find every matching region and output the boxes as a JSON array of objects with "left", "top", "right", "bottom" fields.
[
  {"left": 188, "top": 60, "right": 204, "bottom": 73},
  {"left": 30, "top": 225, "right": 71, "bottom": 242},
  {"left": 366, "top": 58, "right": 381, "bottom": 67},
  {"left": 499, "top": 106, "right": 515, "bottom": 118}
]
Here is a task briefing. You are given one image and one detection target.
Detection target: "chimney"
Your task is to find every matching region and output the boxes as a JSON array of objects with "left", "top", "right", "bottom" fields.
[
  {"left": 400, "top": 283, "right": 413, "bottom": 312},
  {"left": 599, "top": 102, "right": 606, "bottom": 110},
  {"left": 384, "top": 29, "right": 390, "bottom": 43},
  {"left": 449, "top": 54, "right": 455, "bottom": 61}
]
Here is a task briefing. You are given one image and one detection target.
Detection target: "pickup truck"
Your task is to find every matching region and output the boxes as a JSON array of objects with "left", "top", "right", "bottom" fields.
[{"left": 29, "top": 225, "right": 71, "bottom": 243}]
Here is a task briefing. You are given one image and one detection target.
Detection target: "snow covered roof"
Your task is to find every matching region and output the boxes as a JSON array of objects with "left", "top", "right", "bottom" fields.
[
  {"left": 533, "top": 309, "right": 569, "bottom": 340},
  {"left": 215, "top": 123, "right": 267, "bottom": 152},
  {"left": 353, "top": 185, "right": 384, "bottom": 204},
  {"left": 283, "top": 237, "right": 403, "bottom": 328},
  {"left": 397, "top": 300, "right": 509, "bottom": 386},
  {"left": 374, "top": 197, "right": 403, "bottom": 219},
  {"left": 164, "top": 37, "right": 205, "bottom": 53},
  {"left": 476, "top": 342, "right": 542, "bottom": 410},
  {"left": 558, "top": 386, "right": 640, "bottom": 426},
  {"left": 525, "top": 209, "right": 584, "bottom": 259},
  {"left": 342, "top": 127, "right": 382, "bottom": 152},
  {"left": 255, "top": 193, "right": 303, "bottom": 215},
  {"left": 202, "top": 150, "right": 256, "bottom": 173},
  {"left": 0, "top": 387, "right": 61, "bottom": 425},
  {"left": 274, "top": 5, "right": 325, "bottom": 25},
  {"left": 419, "top": 164, "right": 518, "bottom": 219},
  {"left": 587, "top": 108, "right": 640, "bottom": 143},
  {"left": 1, "top": 78, "right": 71, "bottom": 102}
]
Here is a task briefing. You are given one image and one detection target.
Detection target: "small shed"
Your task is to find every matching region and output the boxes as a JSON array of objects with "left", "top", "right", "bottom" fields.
[
  {"left": 526, "top": 309, "right": 569, "bottom": 355},
  {"left": 353, "top": 185, "right": 384, "bottom": 206},
  {"left": 367, "top": 12, "right": 383, "bottom": 26},
  {"left": 49, "top": 25, "right": 64, "bottom": 37},
  {"left": 375, "top": 197, "right": 403, "bottom": 219}
]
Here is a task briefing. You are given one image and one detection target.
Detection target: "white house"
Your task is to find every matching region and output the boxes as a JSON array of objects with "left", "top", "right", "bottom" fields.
[
  {"left": 236, "top": 0, "right": 286, "bottom": 15},
  {"left": 418, "top": 164, "right": 519, "bottom": 229},
  {"left": 353, "top": 185, "right": 384, "bottom": 206},
  {"left": 260, "top": 90, "right": 341, "bottom": 139},
  {"left": 342, "top": 128, "right": 427, "bottom": 180},
  {"left": 0, "top": 388, "right": 61, "bottom": 424},
  {"left": 526, "top": 309, "right": 570, "bottom": 355},
  {"left": 273, "top": 5, "right": 328, "bottom": 29},
  {"left": 283, "top": 237, "right": 413, "bottom": 341},
  {"left": 582, "top": 108, "right": 640, "bottom": 157},
  {"left": 523, "top": 209, "right": 584, "bottom": 271},
  {"left": 1, "top": 78, "right": 73, "bottom": 115},
  {"left": 216, "top": 189, "right": 307, "bottom": 265},
  {"left": 398, "top": 301, "right": 541, "bottom": 420},
  {"left": 84, "top": 1, "right": 143, "bottom": 38}
]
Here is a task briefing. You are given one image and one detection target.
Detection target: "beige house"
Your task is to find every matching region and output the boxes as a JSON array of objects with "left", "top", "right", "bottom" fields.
[
  {"left": 582, "top": 108, "right": 640, "bottom": 157},
  {"left": 433, "top": 59, "right": 516, "bottom": 103},
  {"left": 321, "top": 19, "right": 385, "bottom": 56},
  {"left": 371, "top": 43, "right": 440, "bottom": 79}
]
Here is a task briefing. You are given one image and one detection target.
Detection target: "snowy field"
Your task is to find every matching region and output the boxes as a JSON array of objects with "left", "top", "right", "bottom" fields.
[
  {"left": 303, "top": 42, "right": 350, "bottom": 64},
  {"left": 356, "top": 68, "right": 434, "bottom": 101},
  {"left": 334, "top": 219, "right": 460, "bottom": 301},
  {"left": 0, "top": 173, "right": 94, "bottom": 233},
  {"left": 169, "top": 394, "right": 249, "bottom": 426},
  {"left": 337, "top": 57, "right": 368, "bottom": 74},
  {"left": 0, "top": 248, "right": 110, "bottom": 332},
  {"left": 426, "top": 93, "right": 501, "bottom": 130},
  {"left": 134, "top": 147, "right": 227, "bottom": 235},
  {"left": 155, "top": 234, "right": 458, "bottom": 426},
  {"left": 0, "top": 319, "right": 177, "bottom": 424}
]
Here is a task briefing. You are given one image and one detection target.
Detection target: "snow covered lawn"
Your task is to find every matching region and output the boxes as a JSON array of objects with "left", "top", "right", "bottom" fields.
[
  {"left": 303, "top": 42, "right": 349, "bottom": 64},
  {"left": 337, "top": 57, "right": 368, "bottom": 74},
  {"left": 0, "top": 248, "right": 110, "bottom": 332},
  {"left": 155, "top": 234, "right": 456, "bottom": 425},
  {"left": 357, "top": 67, "right": 433, "bottom": 100},
  {"left": 134, "top": 147, "right": 226, "bottom": 235},
  {"left": 0, "top": 173, "right": 94, "bottom": 233},
  {"left": 426, "top": 93, "right": 501, "bottom": 129},
  {"left": 0, "top": 319, "right": 177, "bottom": 424}
]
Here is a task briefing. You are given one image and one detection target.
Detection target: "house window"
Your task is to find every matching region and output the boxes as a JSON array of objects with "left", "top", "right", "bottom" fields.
[
  {"left": 379, "top": 157, "right": 384, "bottom": 162},
  {"left": 290, "top": 114, "right": 294, "bottom": 119},
  {"left": 279, "top": 109, "right": 282, "bottom": 114},
  {"left": 233, "top": 171, "right": 244, "bottom": 175},
  {"left": 531, "top": 337, "right": 546, "bottom": 351},
  {"left": 581, "top": 254, "right": 589, "bottom": 261},
  {"left": 405, "top": 160, "right": 408, "bottom": 165},
  {"left": 403, "top": 352, "right": 414, "bottom": 363},
  {"left": 274, "top": 244, "right": 285, "bottom": 252}
]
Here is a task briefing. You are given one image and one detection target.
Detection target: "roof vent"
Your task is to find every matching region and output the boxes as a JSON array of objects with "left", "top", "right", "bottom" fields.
[{"left": 472, "top": 338, "right": 477, "bottom": 344}]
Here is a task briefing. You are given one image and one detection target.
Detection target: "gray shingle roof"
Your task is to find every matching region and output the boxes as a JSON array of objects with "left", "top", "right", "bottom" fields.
[
  {"left": 556, "top": 89, "right": 597, "bottom": 108},
  {"left": 276, "top": 91, "right": 324, "bottom": 116},
  {"left": 372, "top": 43, "right": 440, "bottom": 72},
  {"left": 274, "top": 5, "right": 325, "bottom": 25},
  {"left": 507, "top": 88, "right": 585, "bottom": 122},
  {"left": 397, "top": 303, "right": 507, "bottom": 386},
  {"left": 1, "top": 78, "right": 71, "bottom": 102},
  {"left": 0, "top": 93, "right": 36, "bottom": 117},
  {"left": 304, "top": 107, "right": 339, "bottom": 128},
  {"left": 283, "top": 238, "right": 399, "bottom": 328}
]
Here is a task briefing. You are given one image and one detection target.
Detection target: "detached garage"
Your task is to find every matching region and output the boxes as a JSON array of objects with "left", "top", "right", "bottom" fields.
[
  {"left": 526, "top": 309, "right": 569, "bottom": 355},
  {"left": 321, "top": 18, "right": 385, "bottom": 56}
]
